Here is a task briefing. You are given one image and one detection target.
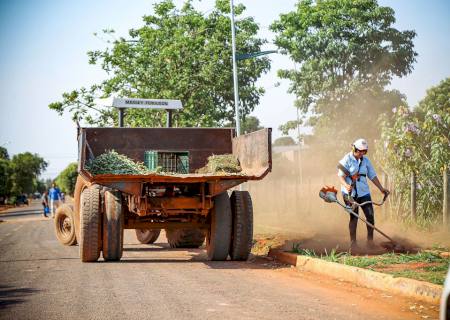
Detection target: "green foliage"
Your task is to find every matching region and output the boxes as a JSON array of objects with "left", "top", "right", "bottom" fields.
[
  {"left": 0, "top": 147, "right": 9, "bottom": 160},
  {"left": 322, "top": 248, "right": 348, "bottom": 263},
  {"left": 278, "top": 120, "right": 301, "bottom": 136},
  {"left": 9, "top": 152, "right": 48, "bottom": 195},
  {"left": 386, "top": 269, "right": 447, "bottom": 285},
  {"left": 35, "top": 180, "right": 48, "bottom": 194},
  {"left": 86, "top": 150, "right": 150, "bottom": 175},
  {"left": 273, "top": 136, "right": 296, "bottom": 147},
  {"left": 292, "top": 246, "right": 449, "bottom": 285},
  {"left": 376, "top": 78, "right": 450, "bottom": 223},
  {"left": 0, "top": 158, "right": 12, "bottom": 199},
  {"left": 340, "top": 251, "right": 449, "bottom": 285},
  {"left": 224, "top": 115, "right": 263, "bottom": 134},
  {"left": 271, "top": 0, "right": 416, "bottom": 146},
  {"left": 0, "top": 148, "right": 48, "bottom": 199},
  {"left": 291, "top": 244, "right": 317, "bottom": 257},
  {"left": 241, "top": 116, "right": 263, "bottom": 134},
  {"left": 197, "top": 154, "right": 242, "bottom": 174},
  {"left": 50, "top": 0, "right": 270, "bottom": 128},
  {"left": 55, "top": 163, "right": 78, "bottom": 196},
  {"left": 340, "top": 251, "right": 445, "bottom": 267}
]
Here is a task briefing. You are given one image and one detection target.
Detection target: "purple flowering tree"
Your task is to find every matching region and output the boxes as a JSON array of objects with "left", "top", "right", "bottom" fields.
[{"left": 376, "top": 78, "right": 450, "bottom": 225}]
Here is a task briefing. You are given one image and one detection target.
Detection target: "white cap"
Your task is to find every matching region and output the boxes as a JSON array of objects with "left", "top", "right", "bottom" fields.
[{"left": 353, "top": 138, "right": 368, "bottom": 150}]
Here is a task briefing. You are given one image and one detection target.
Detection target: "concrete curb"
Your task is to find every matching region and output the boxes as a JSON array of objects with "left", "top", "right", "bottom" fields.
[{"left": 268, "top": 249, "right": 442, "bottom": 304}]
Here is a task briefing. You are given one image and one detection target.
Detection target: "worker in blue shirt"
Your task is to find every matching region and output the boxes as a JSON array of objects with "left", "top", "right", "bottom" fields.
[
  {"left": 48, "top": 182, "right": 61, "bottom": 218},
  {"left": 337, "top": 138, "right": 389, "bottom": 250}
]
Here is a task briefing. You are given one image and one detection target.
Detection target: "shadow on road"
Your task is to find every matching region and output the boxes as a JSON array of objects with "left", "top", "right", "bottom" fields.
[
  {"left": 0, "top": 285, "right": 40, "bottom": 310},
  {"left": 123, "top": 242, "right": 171, "bottom": 252},
  {"left": 202, "top": 257, "right": 285, "bottom": 270},
  {"left": 116, "top": 258, "right": 283, "bottom": 270},
  {"left": 0, "top": 257, "right": 78, "bottom": 263},
  {"left": 118, "top": 252, "right": 285, "bottom": 269},
  {"left": 120, "top": 241, "right": 287, "bottom": 268},
  {"left": 0, "top": 210, "right": 43, "bottom": 218}
]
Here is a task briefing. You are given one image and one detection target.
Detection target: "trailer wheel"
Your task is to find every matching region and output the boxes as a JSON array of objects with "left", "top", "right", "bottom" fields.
[
  {"left": 102, "top": 190, "right": 124, "bottom": 261},
  {"left": 166, "top": 229, "right": 205, "bottom": 248},
  {"left": 79, "top": 186, "right": 102, "bottom": 262},
  {"left": 230, "top": 191, "right": 253, "bottom": 261},
  {"left": 54, "top": 204, "right": 77, "bottom": 246},
  {"left": 206, "top": 192, "right": 232, "bottom": 261},
  {"left": 135, "top": 229, "right": 161, "bottom": 244}
]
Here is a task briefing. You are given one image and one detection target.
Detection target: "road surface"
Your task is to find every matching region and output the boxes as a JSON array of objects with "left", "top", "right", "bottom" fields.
[{"left": 0, "top": 201, "right": 439, "bottom": 319}]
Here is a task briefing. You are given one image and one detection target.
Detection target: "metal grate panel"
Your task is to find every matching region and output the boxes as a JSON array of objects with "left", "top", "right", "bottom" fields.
[{"left": 145, "top": 151, "right": 189, "bottom": 173}]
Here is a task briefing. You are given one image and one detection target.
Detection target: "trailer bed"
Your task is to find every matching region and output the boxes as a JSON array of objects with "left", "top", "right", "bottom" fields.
[{"left": 78, "top": 127, "right": 271, "bottom": 196}]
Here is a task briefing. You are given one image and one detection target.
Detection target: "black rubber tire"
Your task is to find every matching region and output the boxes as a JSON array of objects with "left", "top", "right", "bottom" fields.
[
  {"left": 166, "top": 229, "right": 205, "bottom": 248},
  {"left": 79, "top": 186, "right": 102, "bottom": 262},
  {"left": 103, "top": 190, "right": 124, "bottom": 261},
  {"left": 206, "top": 192, "right": 232, "bottom": 261},
  {"left": 230, "top": 191, "right": 253, "bottom": 261},
  {"left": 135, "top": 229, "right": 161, "bottom": 244},
  {"left": 54, "top": 204, "right": 77, "bottom": 246}
]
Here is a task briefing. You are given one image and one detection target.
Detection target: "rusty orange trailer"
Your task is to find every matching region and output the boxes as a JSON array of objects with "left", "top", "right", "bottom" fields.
[{"left": 54, "top": 127, "right": 271, "bottom": 262}]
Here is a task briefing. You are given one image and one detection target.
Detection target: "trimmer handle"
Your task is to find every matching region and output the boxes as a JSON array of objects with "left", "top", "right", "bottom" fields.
[
  {"left": 382, "top": 191, "right": 390, "bottom": 203},
  {"left": 355, "top": 192, "right": 390, "bottom": 207}
]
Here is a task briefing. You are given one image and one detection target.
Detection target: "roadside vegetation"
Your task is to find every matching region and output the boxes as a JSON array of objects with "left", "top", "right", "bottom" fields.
[
  {"left": 55, "top": 162, "right": 78, "bottom": 196},
  {"left": 0, "top": 147, "right": 47, "bottom": 205},
  {"left": 292, "top": 245, "right": 450, "bottom": 285},
  {"left": 375, "top": 78, "right": 450, "bottom": 228}
]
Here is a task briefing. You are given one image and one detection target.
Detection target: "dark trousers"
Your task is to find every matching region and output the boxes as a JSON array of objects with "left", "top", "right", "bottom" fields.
[{"left": 344, "top": 194, "right": 374, "bottom": 242}]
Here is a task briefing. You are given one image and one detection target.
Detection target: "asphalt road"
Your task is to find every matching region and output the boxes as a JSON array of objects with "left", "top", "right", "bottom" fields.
[{"left": 0, "top": 201, "right": 439, "bottom": 320}]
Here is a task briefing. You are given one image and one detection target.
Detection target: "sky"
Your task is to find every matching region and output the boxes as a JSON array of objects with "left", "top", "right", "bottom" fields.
[{"left": 0, "top": 0, "right": 449, "bottom": 180}]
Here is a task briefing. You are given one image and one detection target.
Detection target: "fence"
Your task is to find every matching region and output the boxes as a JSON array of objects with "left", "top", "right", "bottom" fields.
[{"left": 383, "top": 165, "right": 450, "bottom": 227}]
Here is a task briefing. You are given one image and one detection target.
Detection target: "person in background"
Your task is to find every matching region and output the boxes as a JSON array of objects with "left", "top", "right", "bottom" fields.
[
  {"left": 41, "top": 191, "right": 49, "bottom": 218},
  {"left": 48, "top": 182, "right": 61, "bottom": 218},
  {"left": 337, "top": 138, "right": 389, "bottom": 250},
  {"left": 60, "top": 192, "right": 65, "bottom": 203}
]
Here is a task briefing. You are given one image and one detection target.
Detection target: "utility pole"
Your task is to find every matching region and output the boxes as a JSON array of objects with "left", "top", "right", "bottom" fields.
[
  {"left": 296, "top": 108, "right": 303, "bottom": 185},
  {"left": 411, "top": 171, "right": 417, "bottom": 220},
  {"left": 444, "top": 165, "right": 450, "bottom": 229},
  {"left": 230, "top": 0, "right": 241, "bottom": 137}
]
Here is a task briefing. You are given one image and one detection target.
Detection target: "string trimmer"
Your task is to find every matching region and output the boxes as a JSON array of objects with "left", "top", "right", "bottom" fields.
[{"left": 319, "top": 186, "right": 406, "bottom": 252}]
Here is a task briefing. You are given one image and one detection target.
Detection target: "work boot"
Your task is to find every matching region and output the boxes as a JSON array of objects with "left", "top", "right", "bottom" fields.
[
  {"left": 366, "top": 240, "right": 377, "bottom": 249},
  {"left": 349, "top": 241, "right": 359, "bottom": 253}
]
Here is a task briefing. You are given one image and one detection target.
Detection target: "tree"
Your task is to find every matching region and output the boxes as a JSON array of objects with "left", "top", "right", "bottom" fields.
[
  {"left": 9, "top": 153, "right": 47, "bottom": 195},
  {"left": 273, "top": 136, "right": 296, "bottom": 147},
  {"left": 225, "top": 115, "right": 263, "bottom": 134},
  {"left": 49, "top": 0, "right": 270, "bottom": 128},
  {"left": 271, "top": 0, "right": 416, "bottom": 148},
  {"left": 0, "top": 158, "right": 11, "bottom": 203},
  {"left": 0, "top": 147, "right": 9, "bottom": 160},
  {"left": 376, "top": 78, "right": 450, "bottom": 224},
  {"left": 0, "top": 147, "right": 12, "bottom": 203},
  {"left": 55, "top": 163, "right": 78, "bottom": 196},
  {"left": 241, "top": 116, "right": 263, "bottom": 134},
  {"left": 36, "top": 180, "right": 48, "bottom": 194}
]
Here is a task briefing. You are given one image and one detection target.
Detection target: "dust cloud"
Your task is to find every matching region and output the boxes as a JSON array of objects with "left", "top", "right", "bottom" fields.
[{"left": 246, "top": 143, "right": 450, "bottom": 255}]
